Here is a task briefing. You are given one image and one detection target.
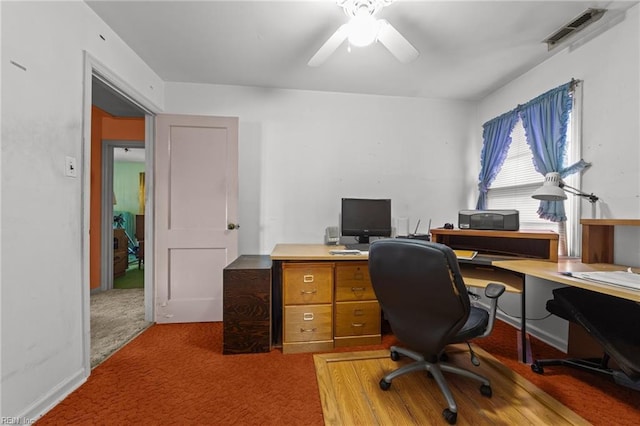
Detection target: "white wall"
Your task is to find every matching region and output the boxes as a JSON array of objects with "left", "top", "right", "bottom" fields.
[
  {"left": 2, "top": 0, "right": 638, "bottom": 420},
  {"left": 165, "top": 84, "right": 476, "bottom": 254},
  {"left": 1, "top": 1, "right": 163, "bottom": 418},
  {"left": 473, "top": 4, "right": 640, "bottom": 350}
]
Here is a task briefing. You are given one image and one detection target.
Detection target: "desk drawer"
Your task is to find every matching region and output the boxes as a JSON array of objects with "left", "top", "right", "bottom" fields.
[
  {"left": 335, "top": 262, "right": 376, "bottom": 301},
  {"left": 284, "top": 305, "right": 333, "bottom": 342},
  {"left": 334, "top": 301, "right": 381, "bottom": 337},
  {"left": 283, "top": 263, "right": 333, "bottom": 305}
]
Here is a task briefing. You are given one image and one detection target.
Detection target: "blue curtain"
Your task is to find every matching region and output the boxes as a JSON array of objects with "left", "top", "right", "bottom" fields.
[
  {"left": 475, "top": 110, "right": 519, "bottom": 209},
  {"left": 520, "top": 82, "right": 588, "bottom": 222}
]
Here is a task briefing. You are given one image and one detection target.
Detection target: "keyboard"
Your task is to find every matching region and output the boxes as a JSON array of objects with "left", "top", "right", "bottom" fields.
[
  {"left": 344, "top": 243, "right": 371, "bottom": 251},
  {"left": 329, "top": 249, "right": 365, "bottom": 255}
]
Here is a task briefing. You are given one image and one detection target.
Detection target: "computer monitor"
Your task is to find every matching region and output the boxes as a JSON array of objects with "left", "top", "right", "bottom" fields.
[{"left": 341, "top": 198, "right": 392, "bottom": 244}]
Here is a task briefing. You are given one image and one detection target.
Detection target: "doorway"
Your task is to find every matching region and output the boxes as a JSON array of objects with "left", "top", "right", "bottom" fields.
[
  {"left": 101, "top": 141, "right": 145, "bottom": 291},
  {"left": 85, "top": 61, "right": 156, "bottom": 369}
]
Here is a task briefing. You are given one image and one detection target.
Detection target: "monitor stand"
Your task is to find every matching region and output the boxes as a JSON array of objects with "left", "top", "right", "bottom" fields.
[{"left": 345, "top": 236, "right": 370, "bottom": 251}]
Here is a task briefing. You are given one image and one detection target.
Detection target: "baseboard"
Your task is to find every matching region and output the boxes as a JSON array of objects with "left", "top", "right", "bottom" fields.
[
  {"left": 526, "top": 322, "right": 567, "bottom": 353},
  {"left": 19, "top": 367, "right": 88, "bottom": 422}
]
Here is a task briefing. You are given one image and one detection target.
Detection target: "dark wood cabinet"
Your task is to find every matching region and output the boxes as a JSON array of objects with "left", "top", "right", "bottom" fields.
[
  {"left": 113, "top": 228, "right": 128, "bottom": 277},
  {"left": 135, "top": 214, "right": 144, "bottom": 268},
  {"left": 223, "top": 255, "right": 272, "bottom": 354}
]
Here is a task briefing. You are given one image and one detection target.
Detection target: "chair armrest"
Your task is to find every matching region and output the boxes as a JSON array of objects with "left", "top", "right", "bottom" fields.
[
  {"left": 485, "top": 283, "right": 506, "bottom": 299},
  {"left": 478, "top": 283, "right": 505, "bottom": 339}
]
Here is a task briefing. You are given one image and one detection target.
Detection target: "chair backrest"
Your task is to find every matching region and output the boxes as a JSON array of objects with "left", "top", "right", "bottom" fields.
[{"left": 368, "top": 239, "right": 470, "bottom": 357}]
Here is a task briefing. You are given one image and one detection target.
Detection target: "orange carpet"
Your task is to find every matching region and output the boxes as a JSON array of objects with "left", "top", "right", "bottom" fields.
[
  {"left": 474, "top": 322, "right": 640, "bottom": 426},
  {"left": 37, "top": 320, "right": 639, "bottom": 425},
  {"left": 39, "top": 323, "right": 324, "bottom": 425}
]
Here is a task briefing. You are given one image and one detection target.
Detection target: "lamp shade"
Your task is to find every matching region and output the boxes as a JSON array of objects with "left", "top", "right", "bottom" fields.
[{"left": 531, "top": 172, "right": 567, "bottom": 201}]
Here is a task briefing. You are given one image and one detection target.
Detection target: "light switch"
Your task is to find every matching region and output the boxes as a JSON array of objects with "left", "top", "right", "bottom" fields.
[{"left": 65, "top": 156, "right": 77, "bottom": 177}]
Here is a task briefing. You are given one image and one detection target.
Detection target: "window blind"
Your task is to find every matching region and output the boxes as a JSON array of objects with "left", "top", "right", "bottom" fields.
[{"left": 487, "top": 118, "right": 558, "bottom": 231}]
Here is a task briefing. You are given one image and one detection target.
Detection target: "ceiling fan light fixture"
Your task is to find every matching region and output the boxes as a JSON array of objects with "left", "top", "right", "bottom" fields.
[
  {"left": 348, "top": 13, "right": 378, "bottom": 47},
  {"left": 308, "top": 0, "right": 417, "bottom": 66}
]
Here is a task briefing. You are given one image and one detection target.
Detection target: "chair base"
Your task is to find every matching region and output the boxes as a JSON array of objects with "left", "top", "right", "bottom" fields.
[
  {"left": 380, "top": 346, "right": 491, "bottom": 424},
  {"left": 532, "top": 356, "right": 640, "bottom": 391}
]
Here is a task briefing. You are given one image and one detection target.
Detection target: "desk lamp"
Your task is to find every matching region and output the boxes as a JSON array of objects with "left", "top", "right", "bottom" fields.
[{"left": 531, "top": 172, "right": 599, "bottom": 203}]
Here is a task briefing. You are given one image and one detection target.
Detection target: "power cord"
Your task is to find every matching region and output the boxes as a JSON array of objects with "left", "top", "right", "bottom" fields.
[
  {"left": 497, "top": 303, "right": 553, "bottom": 321},
  {"left": 468, "top": 288, "right": 553, "bottom": 321}
]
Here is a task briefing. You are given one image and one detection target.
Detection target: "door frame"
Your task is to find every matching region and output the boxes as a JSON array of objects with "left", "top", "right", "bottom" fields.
[{"left": 82, "top": 52, "right": 160, "bottom": 374}]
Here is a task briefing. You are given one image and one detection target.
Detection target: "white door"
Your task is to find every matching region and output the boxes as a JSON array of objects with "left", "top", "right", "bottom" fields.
[{"left": 155, "top": 114, "right": 238, "bottom": 323}]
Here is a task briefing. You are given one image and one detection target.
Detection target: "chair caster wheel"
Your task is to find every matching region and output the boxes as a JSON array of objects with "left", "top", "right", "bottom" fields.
[
  {"left": 390, "top": 351, "right": 400, "bottom": 361},
  {"left": 531, "top": 362, "right": 544, "bottom": 374},
  {"left": 379, "top": 379, "right": 391, "bottom": 391},
  {"left": 443, "top": 408, "right": 457, "bottom": 424},
  {"left": 480, "top": 384, "right": 492, "bottom": 397}
]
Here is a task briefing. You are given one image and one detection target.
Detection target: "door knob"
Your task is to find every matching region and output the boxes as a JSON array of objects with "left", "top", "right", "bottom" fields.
[{"left": 227, "top": 223, "right": 240, "bottom": 230}]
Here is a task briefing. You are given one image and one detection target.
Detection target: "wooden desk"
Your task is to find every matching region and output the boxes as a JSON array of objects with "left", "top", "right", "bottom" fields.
[
  {"left": 272, "top": 244, "right": 378, "bottom": 354},
  {"left": 270, "top": 244, "right": 512, "bottom": 354},
  {"left": 271, "top": 244, "right": 519, "bottom": 291},
  {"left": 431, "top": 228, "right": 559, "bottom": 262},
  {"left": 429, "top": 228, "right": 560, "bottom": 362},
  {"left": 493, "top": 259, "right": 640, "bottom": 303},
  {"left": 493, "top": 259, "right": 640, "bottom": 359},
  {"left": 271, "top": 244, "right": 368, "bottom": 261}
]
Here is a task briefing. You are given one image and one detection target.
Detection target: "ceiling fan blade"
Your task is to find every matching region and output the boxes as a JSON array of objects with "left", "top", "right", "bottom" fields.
[
  {"left": 377, "top": 20, "right": 419, "bottom": 63},
  {"left": 308, "top": 24, "right": 349, "bottom": 67}
]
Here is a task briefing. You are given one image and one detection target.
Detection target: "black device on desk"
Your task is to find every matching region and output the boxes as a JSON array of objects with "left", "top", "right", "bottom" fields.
[
  {"left": 405, "top": 218, "right": 430, "bottom": 241},
  {"left": 458, "top": 209, "right": 519, "bottom": 231},
  {"left": 324, "top": 226, "right": 340, "bottom": 245},
  {"left": 341, "top": 197, "right": 391, "bottom": 249}
]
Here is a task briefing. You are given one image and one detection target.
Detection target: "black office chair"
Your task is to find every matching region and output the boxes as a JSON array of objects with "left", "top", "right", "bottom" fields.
[
  {"left": 531, "top": 286, "right": 640, "bottom": 391},
  {"left": 368, "top": 239, "right": 505, "bottom": 425}
]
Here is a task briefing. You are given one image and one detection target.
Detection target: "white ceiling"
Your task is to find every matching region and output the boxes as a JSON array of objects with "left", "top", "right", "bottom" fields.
[
  {"left": 114, "top": 147, "right": 145, "bottom": 162},
  {"left": 86, "top": 0, "right": 638, "bottom": 102}
]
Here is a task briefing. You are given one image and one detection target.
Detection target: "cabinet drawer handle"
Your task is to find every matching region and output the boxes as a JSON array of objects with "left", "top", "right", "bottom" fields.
[
  {"left": 353, "top": 309, "right": 364, "bottom": 316},
  {"left": 351, "top": 323, "right": 365, "bottom": 327},
  {"left": 300, "top": 327, "right": 317, "bottom": 333},
  {"left": 303, "top": 313, "right": 314, "bottom": 321},
  {"left": 300, "top": 289, "right": 317, "bottom": 295},
  {"left": 351, "top": 287, "right": 365, "bottom": 292},
  {"left": 303, "top": 275, "right": 314, "bottom": 283}
]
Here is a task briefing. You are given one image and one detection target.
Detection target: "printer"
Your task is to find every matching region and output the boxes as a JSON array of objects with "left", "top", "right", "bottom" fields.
[{"left": 458, "top": 210, "right": 519, "bottom": 231}]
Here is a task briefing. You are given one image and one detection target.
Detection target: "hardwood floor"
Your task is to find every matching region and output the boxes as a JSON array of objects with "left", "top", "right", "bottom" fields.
[{"left": 314, "top": 345, "right": 589, "bottom": 425}]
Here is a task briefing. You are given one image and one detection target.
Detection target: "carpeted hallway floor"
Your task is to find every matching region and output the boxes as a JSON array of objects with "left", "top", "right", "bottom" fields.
[{"left": 90, "top": 287, "right": 150, "bottom": 367}]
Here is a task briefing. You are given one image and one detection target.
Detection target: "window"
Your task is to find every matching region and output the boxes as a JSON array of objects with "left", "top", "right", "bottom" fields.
[
  {"left": 486, "top": 91, "right": 581, "bottom": 257},
  {"left": 487, "top": 117, "right": 555, "bottom": 231}
]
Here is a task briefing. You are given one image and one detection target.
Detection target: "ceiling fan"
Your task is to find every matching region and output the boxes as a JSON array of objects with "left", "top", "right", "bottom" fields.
[{"left": 308, "top": 0, "right": 419, "bottom": 67}]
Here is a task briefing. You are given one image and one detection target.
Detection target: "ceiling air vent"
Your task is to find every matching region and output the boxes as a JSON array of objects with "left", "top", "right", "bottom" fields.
[{"left": 543, "top": 8, "right": 606, "bottom": 50}]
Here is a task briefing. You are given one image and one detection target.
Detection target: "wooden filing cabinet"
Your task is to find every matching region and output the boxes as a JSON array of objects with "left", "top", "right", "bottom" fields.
[
  {"left": 281, "top": 260, "right": 381, "bottom": 354},
  {"left": 282, "top": 263, "right": 334, "bottom": 354},
  {"left": 334, "top": 262, "right": 381, "bottom": 347}
]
